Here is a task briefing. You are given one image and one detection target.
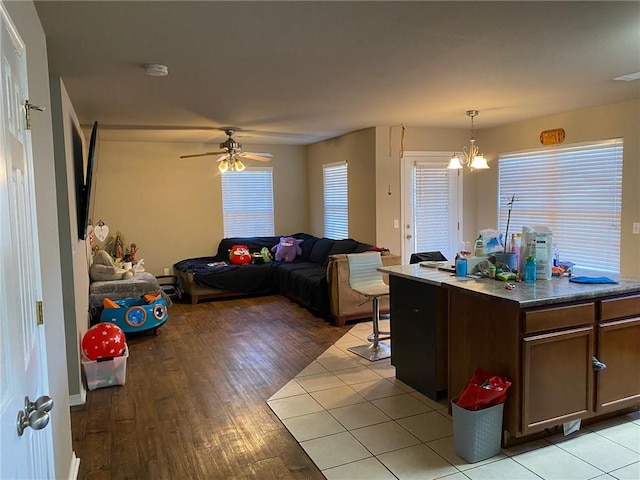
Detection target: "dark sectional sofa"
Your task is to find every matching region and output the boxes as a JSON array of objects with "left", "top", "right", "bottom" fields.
[{"left": 174, "top": 233, "right": 401, "bottom": 326}]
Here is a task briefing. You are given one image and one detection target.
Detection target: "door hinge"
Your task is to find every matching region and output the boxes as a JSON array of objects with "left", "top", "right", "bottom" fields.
[
  {"left": 24, "top": 100, "right": 44, "bottom": 130},
  {"left": 36, "top": 301, "right": 44, "bottom": 325}
]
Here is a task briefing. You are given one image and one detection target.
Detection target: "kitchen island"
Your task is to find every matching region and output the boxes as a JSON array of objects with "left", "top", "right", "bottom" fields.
[{"left": 380, "top": 264, "right": 640, "bottom": 445}]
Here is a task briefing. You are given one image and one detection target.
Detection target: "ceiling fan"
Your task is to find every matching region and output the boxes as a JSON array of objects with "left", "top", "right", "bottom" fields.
[{"left": 180, "top": 128, "right": 273, "bottom": 172}]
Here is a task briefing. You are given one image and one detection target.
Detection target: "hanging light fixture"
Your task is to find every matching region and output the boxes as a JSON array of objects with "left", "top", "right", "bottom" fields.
[{"left": 448, "top": 110, "right": 489, "bottom": 170}]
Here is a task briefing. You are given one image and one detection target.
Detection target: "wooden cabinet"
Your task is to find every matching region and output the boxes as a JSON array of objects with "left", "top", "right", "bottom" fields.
[
  {"left": 389, "top": 276, "right": 448, "bottom": 400},
  {"left": 522, "top": 326, "right": 594, "bottom": 434},
  {"left": 596, "top": 298, "right": 640, "bottom": 412}
]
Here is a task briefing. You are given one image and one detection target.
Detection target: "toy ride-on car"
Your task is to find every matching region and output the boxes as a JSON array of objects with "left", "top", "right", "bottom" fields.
[{"left": 100, "top": 293, "right": 168, "bottom": 335}]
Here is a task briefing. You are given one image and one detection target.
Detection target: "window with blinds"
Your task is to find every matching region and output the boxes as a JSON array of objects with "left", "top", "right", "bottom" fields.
[
  {"left": 221, "top": 167, "right": 274, "bottom": 237},
  {"left": 414, "top": 161, "right": 458, "bottom": 260},
  {"left": 498, "top": 139, "right": 623, "bottom": 273},
  {"left": 323, "top": 162, "right": 348, "bottom": 239}
]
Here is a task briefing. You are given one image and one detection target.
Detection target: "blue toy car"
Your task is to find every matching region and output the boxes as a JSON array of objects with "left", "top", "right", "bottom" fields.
[{"left": 100, "top": 294, "right": 168, "bottom": 334}]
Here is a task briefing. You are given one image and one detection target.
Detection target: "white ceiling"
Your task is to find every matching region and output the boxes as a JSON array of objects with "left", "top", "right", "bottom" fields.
[{"left": 33, "top": 1, "right": 640, "bottom": 146}]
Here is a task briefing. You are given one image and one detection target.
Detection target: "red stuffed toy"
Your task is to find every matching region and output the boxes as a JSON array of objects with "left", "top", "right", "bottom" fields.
[{"left": 229, "top": 245, "right": 251, "bottom": 265}]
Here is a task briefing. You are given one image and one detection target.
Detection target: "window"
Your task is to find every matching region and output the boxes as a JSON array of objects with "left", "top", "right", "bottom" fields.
[
  {"left": 498, "top": 139, "right": 623, "bottom": 273},
  {"left": 412, "top": 157, "right": 460, "bottom": 261},
  {"left": 221, "top": 167, "right": 274, "bottom": 237},
  {"left": 323, "top": 162, "right": 348, "bottom": 239}
]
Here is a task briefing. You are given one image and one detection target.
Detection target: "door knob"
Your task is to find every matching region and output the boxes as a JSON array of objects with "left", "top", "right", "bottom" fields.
[
  {"left": 26, "top": 395, "right": 54, "bottom": 414},
  {"left": 16, "top": 395, "right": 54, "bottom": 436},
  {"left": 405, "top": 234, "right": 412, "bottom": 240},
  {"left": 17, "top": 409, "right": 50, "bottom": 436}
]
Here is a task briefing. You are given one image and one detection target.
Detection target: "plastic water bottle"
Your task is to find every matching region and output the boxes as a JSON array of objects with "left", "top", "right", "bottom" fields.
[
  {"left": 525, "top": 256, "right": 537, "bottom": 283},
  {"left": 553, "top": 244, "right": 560, "bottom": 267}
]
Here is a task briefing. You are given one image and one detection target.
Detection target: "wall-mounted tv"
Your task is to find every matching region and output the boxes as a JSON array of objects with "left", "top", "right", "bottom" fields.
[{"left": 75, "top": 121, "right": 98, "bottom": 240}]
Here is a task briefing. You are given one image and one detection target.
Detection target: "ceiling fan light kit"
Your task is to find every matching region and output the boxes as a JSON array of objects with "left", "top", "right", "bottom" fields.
[{"left": 180, "top": 128, "right": 273, "bottom": 172}]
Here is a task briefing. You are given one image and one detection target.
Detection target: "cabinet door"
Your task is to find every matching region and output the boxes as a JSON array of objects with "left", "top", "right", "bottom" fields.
[
  {"left": 596, "top": 317, "right": 640, "bottom": 412},
  {"left": 522, "top": 327, "right": 593, "bottom": 434}
]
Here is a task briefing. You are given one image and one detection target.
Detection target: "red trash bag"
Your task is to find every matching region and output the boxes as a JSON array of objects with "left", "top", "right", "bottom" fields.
[{"left": 455, "top": 368, "right": 511, "bottom": 411}]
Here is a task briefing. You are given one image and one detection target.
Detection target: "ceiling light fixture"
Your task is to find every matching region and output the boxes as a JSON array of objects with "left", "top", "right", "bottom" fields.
[
  {"left": 218, "top": 157, "right": 245, "bottom": 173},
  {"left": 144, "top": 64, "right": 169, "bottom": 77},
  {"left": 448, "top": 110, "right": 489, "bottom": 170}
]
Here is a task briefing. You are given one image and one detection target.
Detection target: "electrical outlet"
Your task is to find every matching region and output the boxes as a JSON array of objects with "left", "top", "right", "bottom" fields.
[
  {"left": 633, "top": 223, "right": 640, "bottom": 235},
  {"left": 163, "top": 267, "right": 170, "bottom": 275}
]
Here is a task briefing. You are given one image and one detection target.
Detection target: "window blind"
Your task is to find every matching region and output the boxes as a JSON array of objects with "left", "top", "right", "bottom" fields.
[
  {"left": 221, "top": 167, "right": 274, "bottom": 237},
  {"left": 323, "top": 162, "right": 348, "bottom": 239},
  {"left": 498, "top": 139, "right": 623, "bottom": 273},
  {"left": 414, "top": 161, "right": 453, "bottom": 258}
]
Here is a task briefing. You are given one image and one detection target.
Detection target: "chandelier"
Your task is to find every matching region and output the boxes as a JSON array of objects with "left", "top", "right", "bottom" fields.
[{"left": 447, "top": 110, "right": 489, "bottom": 170}]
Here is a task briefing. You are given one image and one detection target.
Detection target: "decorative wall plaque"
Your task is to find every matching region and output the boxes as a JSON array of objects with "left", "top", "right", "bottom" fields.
[{"left": 540, "top": 128, "right": 565, "bottom": 145}]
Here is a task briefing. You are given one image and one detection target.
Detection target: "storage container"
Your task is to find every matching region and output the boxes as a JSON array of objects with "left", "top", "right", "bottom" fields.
[{"left": 82, "top": 347, "right": 128, "bottom": 390}]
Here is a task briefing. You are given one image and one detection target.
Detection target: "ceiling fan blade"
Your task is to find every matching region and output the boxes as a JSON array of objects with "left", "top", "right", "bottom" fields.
[
  {"left": 239, "top": 152, "right": 274, "bottom": 161},
  {"left": 217, "top": 154, "right": 230, "bottom": 162},
  {"left": 180, "top": 151, "right": 225, "bottom": 159}
]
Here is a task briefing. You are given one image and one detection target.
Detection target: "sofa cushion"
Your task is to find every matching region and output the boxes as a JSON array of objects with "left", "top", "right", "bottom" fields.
[
  {"left": 288, "top": 266, "right": 330, "bottom": 314},
  {"left": 292, "top": 233, "right": 318, "bottom": 261},
  {"left": 353, "top": 242, "right": 375, "bottom": 253},
  {"left": 308, "top": 238, "right": 335, "bottom": 265}
]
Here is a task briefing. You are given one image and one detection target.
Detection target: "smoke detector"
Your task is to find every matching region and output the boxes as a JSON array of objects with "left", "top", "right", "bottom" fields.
[{"left": 144, "top": 64, "right": 168, "bottom": 77}]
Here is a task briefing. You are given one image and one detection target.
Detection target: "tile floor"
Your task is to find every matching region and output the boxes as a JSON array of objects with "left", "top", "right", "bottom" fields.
[{"left": 267, "top": 319, "right": 640, "bottom": 480}]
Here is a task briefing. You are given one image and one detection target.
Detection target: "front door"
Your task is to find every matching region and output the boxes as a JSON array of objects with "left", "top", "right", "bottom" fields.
[{"left": 0, "top": 3, "right": 54, "bottom": 478}]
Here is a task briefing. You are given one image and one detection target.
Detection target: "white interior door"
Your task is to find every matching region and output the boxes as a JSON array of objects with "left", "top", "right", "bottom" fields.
[
  {"left": 0, "top": 4, "right": 54, "bottom": 478},
  {"left": 401, "top": 152, "right": 462, "bottom": 263}
]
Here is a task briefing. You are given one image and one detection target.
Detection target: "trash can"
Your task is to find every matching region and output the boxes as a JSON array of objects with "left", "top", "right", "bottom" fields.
[{"left": 451, "top": 398, "right": 504, "bottom": 463}]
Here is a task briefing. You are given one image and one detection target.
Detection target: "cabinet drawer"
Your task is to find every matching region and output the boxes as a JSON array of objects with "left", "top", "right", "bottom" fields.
[
  {"left": 600, "top": 295, "right": 640, "bottom": 321},
  {"left": 523, "top": 303, "right": 595, "bottom": 335}
]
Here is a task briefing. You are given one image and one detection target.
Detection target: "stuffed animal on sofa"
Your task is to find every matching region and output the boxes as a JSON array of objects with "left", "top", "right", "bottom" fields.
[
  {"left": 90, "top": 250, "right": 134, "bottom": 282},
  {"left": 229, "top": 245, "right": 251, "bottom": 265},
  {"left": 271, "top": 237, "right": 303, "bottom": 262}
]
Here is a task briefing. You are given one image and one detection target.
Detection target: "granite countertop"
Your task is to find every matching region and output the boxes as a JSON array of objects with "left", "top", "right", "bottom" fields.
[{"left": 379, "top": 264, "right": 640, "bottom": 307}]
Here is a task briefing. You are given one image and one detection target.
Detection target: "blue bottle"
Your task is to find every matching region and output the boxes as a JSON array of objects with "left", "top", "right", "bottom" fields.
[
  {"left": 456, "top": 258, "right": 467, "bottom": 277},
  {"left": 525, "top": 256, "right": 537, "bottom": 283}
]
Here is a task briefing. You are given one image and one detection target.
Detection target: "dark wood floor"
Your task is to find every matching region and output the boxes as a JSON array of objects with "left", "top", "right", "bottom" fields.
[{"left": 71, "top": 295, "right": 349, "bottom": 479}]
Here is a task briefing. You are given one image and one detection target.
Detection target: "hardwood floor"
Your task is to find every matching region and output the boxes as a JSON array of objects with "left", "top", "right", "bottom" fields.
[{"left": 71, "top": 295, "right": 349, "bottom": 479}]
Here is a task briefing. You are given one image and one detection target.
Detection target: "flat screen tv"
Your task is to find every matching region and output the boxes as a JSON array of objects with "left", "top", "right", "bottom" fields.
[{"left": 75, "top": 121, "right": 98, "bottom": 240}]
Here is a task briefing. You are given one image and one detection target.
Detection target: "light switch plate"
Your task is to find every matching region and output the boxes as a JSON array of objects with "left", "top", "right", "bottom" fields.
[{"left": 633, "top": 223, "right": 640, "bottom": 234}]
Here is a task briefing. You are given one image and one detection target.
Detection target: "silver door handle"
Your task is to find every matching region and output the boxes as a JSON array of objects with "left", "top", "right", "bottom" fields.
[{"left": 16, "top": 395, "right": 54, "bottom": 436}]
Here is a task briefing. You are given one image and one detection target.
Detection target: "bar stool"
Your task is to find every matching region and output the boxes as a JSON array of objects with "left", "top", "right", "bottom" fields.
[{"left": 346, "top": 252, "right": 391, "bottom": 361}]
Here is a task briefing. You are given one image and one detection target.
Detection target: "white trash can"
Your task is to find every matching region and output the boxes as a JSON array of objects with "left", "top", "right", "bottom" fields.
[{"left": 451, "top": 399, "right": 504, "bottom": 463}]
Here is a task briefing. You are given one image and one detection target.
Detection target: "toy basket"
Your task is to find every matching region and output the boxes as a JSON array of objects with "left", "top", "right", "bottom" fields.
[{"left": 82, "top": 347, "right": 129, "bottom": 390}]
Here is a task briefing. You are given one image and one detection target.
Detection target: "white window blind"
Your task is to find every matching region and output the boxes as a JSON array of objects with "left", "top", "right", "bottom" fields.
[
  {"left": 323, "top": 162, "right": 348, "bottom": 239},
  {"left": 414, "top": 161, "right": 457, "bottom": 260},
  {"left": 221, "top": 167, "right": 274, "bottom": 237},
  {"left": 498, "top": 139, "right": 623, "bottom": 273}
]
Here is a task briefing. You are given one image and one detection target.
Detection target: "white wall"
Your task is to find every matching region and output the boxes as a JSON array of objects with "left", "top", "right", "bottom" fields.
[{"left": 4, "top": 1, "right": 75, "bottom": 479}]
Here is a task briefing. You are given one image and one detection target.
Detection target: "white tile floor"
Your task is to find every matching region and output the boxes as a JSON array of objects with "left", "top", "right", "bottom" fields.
[{"left": 268, "top": 319, "right": 640, "bottom": 480}]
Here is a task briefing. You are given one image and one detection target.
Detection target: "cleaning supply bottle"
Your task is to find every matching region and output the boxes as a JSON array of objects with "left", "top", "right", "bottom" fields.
[{"left": 474, "top": 235, "right": 485, "bottom": 257}]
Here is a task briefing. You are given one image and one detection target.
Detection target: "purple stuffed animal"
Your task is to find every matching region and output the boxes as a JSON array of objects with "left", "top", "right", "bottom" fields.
[{"left": 271, "top": 237, "right": 303, "bottom": 262}]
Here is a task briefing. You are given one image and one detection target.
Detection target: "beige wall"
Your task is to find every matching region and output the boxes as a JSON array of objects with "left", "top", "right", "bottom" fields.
[
  {"left": 49, "top": 77, "right": 91, "bottom": 400},
  {"left": 307, "top": 128, "right": 377, "bottom": 244},
  {"left": 92, "top": 141, "right": 307, "bottom": 274}
]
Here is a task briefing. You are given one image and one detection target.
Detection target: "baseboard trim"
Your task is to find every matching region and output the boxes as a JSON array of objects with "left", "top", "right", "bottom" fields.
[
  {"left": 67, "top": 451, "right": 80, "bottom": 480},
  {"left": 69, "top": 389, "right": 86, "bottom": 406}
]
